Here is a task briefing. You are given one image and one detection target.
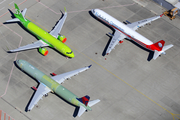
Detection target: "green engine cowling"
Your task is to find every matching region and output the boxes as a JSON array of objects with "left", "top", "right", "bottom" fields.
[
  {"left": 57, "top": 35, "right": 67, "bottom": 43},
  {"left": 39, "top": 48, "right": 48, "bottom": 56}
]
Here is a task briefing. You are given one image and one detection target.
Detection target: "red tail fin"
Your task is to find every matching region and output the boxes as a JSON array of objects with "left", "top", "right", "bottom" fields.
[
  {"left": 77, "top": 95, "right": 90, "bottom": 106},
  {"left": 152, "top": 40, "right": 165, "bottom": 51}
]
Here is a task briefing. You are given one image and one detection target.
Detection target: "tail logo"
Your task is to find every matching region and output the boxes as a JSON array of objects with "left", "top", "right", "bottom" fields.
[
  {"left": 16, "top": 9, "right": 20, "bottom": 14},
  {"left": 158, "top": 42, "right": 163, "bottom": 48},
  {"left": 77, "top": 95, "right": 90, "bottom": 106}
]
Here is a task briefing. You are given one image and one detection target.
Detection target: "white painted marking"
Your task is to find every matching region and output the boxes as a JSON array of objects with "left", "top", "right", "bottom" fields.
[
  {"left": 0, "top": 0, "right": 6, "bottom": 4},
  {"left": 9, "top": 1, "right": 14, "bottom": 4},
  {"left": 0, "top": 7, "right": 4, "bottom": 11}
]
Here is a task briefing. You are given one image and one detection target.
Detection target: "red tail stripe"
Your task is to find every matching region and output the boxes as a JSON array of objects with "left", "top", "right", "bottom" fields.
[{"left": 151, "top": 40, "right": 165, "bottom": 51}]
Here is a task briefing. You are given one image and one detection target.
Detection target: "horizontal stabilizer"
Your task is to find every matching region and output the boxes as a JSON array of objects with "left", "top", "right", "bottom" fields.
[
  {"left": 21, "top": 8, "right": 27, "bottom": 17},
  {"left": 6, "top": 18, "right": 20, "bottom": 23},
  {"left": 153, "top": 44, "right": 173, "bottom": 60},
  {"left": 78, "top": 105, "right": 86, "bottom": 117},
  {"left": 153, "top": 50, "right": 161, "bottom": 60},
  {"left": 88, "top": 99, "right": 100, "bottom": 107},
  {"left": 162, "top": 44, "right": 173, "bottom": 52}
]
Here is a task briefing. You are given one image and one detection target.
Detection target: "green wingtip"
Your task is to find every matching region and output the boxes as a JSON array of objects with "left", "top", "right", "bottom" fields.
[{"left": 64, "top": 7, "right": 67, "bottom": 12}]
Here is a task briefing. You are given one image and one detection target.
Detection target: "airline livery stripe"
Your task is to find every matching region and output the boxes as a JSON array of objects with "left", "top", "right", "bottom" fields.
[{"left": 97, "top": 16, "right": 150, "bottom": 50}]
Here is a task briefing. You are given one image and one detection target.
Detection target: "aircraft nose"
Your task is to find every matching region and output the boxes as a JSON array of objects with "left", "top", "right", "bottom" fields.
[
  {"left": 16, "top": 59, "right": 20, "bottom": 65},
  {"left": 16, "top": 59, "right": 24, "bottom": 68},
  {"left": 91, "top": 9, "right": 95, "bottom": 14},
  {"left": 71, "top": 52, "right": 75, "bottom": 58}
]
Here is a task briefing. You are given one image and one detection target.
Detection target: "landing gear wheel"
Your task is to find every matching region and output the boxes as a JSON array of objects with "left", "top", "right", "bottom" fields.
[{"left": 45, "top": 93, "right": 48, "bottom": 97}]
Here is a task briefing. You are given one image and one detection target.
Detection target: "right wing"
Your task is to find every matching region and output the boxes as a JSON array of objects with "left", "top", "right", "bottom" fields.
[
  {"left": 49, "top": 8, "right": 67, "bottom": 38},
  {"left": 28, "top": 83, "right": 51, "bottom": 111},
  {"left": 51, "top": 65, "right": 92, "bottom": 84},
  {"left": 127, "top": 14, "right": 163, "bottom": 31},
  {"left": 9, "top": 40, "right": 49, "bottom": 52},
  {"left": 106, "top": 30, "right": 126, "bottom": 55}
]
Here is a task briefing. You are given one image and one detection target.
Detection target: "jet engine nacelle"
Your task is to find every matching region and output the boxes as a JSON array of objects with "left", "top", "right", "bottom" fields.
[
  {"left": 39, "top": 48, "right": 48, "bottom": 56},
  {"left": 58, "top": 35, "right": 67, "bottom": 43}
]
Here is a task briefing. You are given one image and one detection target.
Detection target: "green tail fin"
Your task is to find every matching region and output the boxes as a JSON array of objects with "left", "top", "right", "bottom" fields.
[{"left": 14, "top": 3, "right": 23, "bottom": 18}]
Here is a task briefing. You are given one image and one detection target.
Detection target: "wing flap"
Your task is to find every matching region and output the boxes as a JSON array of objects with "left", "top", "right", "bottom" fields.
[
  {"left": 127, "top": 14, "right": 163, "bottom": 31},
  {"left": 106, "top": 30, "right": 126, "bottom": 54},
  {"left": 28, "top": 83, "right": 51, "bottom": 111},
  {"left": 51, "top": 65, "right": 92, "bottom": 84},
  {"left": 9, "top": 40, "right": 49, "bottom": 52},
  {"left": 49, "top": 9, "right": 67, "bottom": 38}
]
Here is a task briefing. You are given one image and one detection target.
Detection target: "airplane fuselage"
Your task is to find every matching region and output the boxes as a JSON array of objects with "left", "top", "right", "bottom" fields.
[
  {"left": 16, "top": 59, "right": 91, "bottom": 110},
  {"left": 14, "top": 14, "right": 74, "bottom": 57},
  {"left": 91, "top": 9, "right": 160, "bottom": 51}
]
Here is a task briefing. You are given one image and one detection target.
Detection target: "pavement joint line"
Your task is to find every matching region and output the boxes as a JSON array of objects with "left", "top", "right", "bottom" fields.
[
  {"left": 0, "top": 0, "right": 27, "bottom": 18},
  {"left": 0, "top": 23, "right": 22, "bottom": 99},
  {"left": 36, "top": 0, "right": 136, "bottom": 14},
  {"left": 0, "top": 2, "right": 29, "bottom": 119},
  {"left": 36, "top": 0, "right": 180, "bottom": 119},
  {"left": 68, "top": 44, "right": 180, "bottom": 120},
  {"left": 0, "top": 0, "right": 6, "bottom": 5},
  {"left": 9, "top": 1, "right": 14, "bottom": 5},
  {"left": 0, "top": 0, "right": 27, "bottom": 99},
  {"left": 0, "top": 0, "right": 178, "bottom": 119}
]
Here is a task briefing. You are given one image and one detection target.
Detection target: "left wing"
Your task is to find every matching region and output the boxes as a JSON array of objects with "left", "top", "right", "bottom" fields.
[
  {"left": 106, "top": 30, "right": 126, "bottom": 55},
  {"left": 9, "top": 40, "right": 49, "bottom": 52},
  {"left": 51, "top": 65, "right": 92, "bottom": 84},
  {"left": 49, "top": 8, "right": 67, "bottom": 38},
  {"left": 127, "top": 14, "right": 163, "bottom": 31},
  {"left": 28, "top": 83, "right": 51, "bottom": 111}
]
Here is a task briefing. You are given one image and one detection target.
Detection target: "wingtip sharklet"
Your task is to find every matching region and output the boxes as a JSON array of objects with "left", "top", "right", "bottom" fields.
[
  {"left": 64, "top": 7, "right": 67, "bottom": 13},
  {"left": 88, "top": 65, "right": 92, "bottom": 68},
  {"left": 160, "top": 13, "right": 164, "bottom": 17}
]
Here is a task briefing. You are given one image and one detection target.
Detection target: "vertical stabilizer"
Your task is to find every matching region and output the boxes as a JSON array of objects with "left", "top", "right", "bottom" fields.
[
  {"left": 77, "top": 96, "right": 100, "bottom": 117},
  {"left": 153, "top": 40, "right": 165, "bottom": 51},
  {"left": 153, "top": 44, "right": 173, "bottom": 60},
  {"left": 6, "top": 3, "right": 27, "bottom": 23},
  {"left": 77, "top": 95, "right": 90, "bottom": 106},
  {"left": 14, "top": 3, "right": 23, "bottom": 18}
]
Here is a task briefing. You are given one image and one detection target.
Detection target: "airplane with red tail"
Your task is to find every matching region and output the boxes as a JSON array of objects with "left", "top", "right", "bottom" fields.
[{"left": 91, "top": 9, "right": 173, "bottom": 60}]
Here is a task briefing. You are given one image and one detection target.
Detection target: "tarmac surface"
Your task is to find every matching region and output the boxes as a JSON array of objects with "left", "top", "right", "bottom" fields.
[{"left": 0, "top": 0, "right": 180, "bottom": 120}]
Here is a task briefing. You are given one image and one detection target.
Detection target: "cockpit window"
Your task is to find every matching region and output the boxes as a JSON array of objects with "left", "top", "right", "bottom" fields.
[
  {"left": 92, "top": 9, "right": 95, "bottom": 13},
  {"left": 66, "top": 51, "right": 73, "bottom": 54},
  {"left": 16, "top": 60, "right": 19, "bottom": 64}
]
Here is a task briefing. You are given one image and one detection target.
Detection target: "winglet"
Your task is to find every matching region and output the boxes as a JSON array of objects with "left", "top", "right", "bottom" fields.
[
  {"left": 160, "top": 13, "right": 164, "bottom": 17},
  {"left": 88, "top": 65, "right": 92, "bottom": 68},
  {"left": 64, "top": 7, "right": 67, "bottom": 13}
]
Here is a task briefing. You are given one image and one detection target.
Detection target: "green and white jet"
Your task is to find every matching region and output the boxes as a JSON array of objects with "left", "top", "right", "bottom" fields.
[
  {"left": 16, "top": 59, "right": 100, "bottom": 117},
  {"left": 6, "top": 3, "right": 74, "bottom": 58}
]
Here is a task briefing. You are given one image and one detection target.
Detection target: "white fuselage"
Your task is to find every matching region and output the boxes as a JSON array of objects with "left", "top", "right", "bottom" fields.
[{"left": 91, "top": 9, "right": 153, "bottom": 48}]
